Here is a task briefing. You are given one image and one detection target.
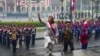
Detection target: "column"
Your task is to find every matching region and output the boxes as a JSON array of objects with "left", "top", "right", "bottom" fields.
[
  {"left": 25, "top": 0, "right": 27, "bottom": 13},
  {"left": 8, "top": 6, "right": 10, "bottom": 13},
  {"left": 14, "top": 6, "right": 16, "bottom": 13},
  {"left": 80, "top": 0, "right": 82, "bottom": 19},
  {"left": 40, "top": 2, "right": 42, "bottom": 12},
  {"left": 35, "top": 6, "right": 37, "bottom": 12},
  {"left": 4, "top": 0, "right": 7, "bottom": 14},
  {"left": 54, "top": 6, "right": 56, "bottom": 11},
  {"left": 59, "top": 6, "right": 61, "bottom": 13},
  {"left": 50, "top": 6, "right": 52, "bottom": 12},
  {"left": 28, "top": 0, "right": 32, "bottom": 21},
  {"left": 91, "top": 0, "right": 94, "bottom": 19}
]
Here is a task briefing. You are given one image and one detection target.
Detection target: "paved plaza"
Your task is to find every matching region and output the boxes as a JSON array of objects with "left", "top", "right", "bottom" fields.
[
  {"left": 0, "top": 31, "right": 100, "bottom": 56},
  {"left": 0, "top": 38, "right": 100, "bottom": 56}
]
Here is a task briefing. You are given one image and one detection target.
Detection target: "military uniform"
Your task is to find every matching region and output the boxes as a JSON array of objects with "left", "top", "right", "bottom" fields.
[
  {"left": 62, "top": 27, "right": 74, "bottom": 53},
  {"left": 11, "top": 29, "right": 17, "bottom": 53}
]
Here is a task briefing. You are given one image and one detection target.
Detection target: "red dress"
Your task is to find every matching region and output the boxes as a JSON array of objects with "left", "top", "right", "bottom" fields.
[{"left": 80, "top": 33, "right": 89, "bottom": 45}]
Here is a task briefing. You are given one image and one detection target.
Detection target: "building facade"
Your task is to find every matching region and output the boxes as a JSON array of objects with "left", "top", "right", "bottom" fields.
[
  {"left": 0, "top": 0, "right": 71, "bottom": 14},
  {"left": 1, "top": 0, "right": 65, "bottom": 13},
  {"left": 5, "top": 0, "right": 52, "bottom": 13}
]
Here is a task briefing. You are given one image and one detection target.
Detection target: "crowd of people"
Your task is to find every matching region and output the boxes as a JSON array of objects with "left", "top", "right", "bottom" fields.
[
  {"left": 57, "top": 19, "right": 100, "bottom": 42},
  {"left": 38, "top": 13, "right": 100, "bottom": 55},
  {"left": 57, "top": 18, "right": 100, "bottom": 54},
  {"left": 0, "top": 13, "right": 100, "bottom": 55},
  {"left": 0, "top": 25, "right": 36, "bottom": 53}
]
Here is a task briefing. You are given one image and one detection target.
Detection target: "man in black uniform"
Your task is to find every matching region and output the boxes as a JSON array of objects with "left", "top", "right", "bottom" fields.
[
  {"left": 24, "top": 27, "right": 31, "bottom": 49},
  {"left": 3, "top": 28, "right": 7, "bottom": 47},
  {"left": 0, "top": 28, "right": 3, "bottom": 45},
  {"left": 18, "top": 28, "right": 23, "bottom": 47},
  {"left": 31, "top": 25, "right": 36, "bottom": 46},
  {"left": 6, "top": 28, "right": 11, "bottom": 48}
]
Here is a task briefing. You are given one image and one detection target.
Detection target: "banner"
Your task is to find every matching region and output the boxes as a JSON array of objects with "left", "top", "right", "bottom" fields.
[{"left": 71, "top": 0, "right": 76, "bottom": 12}]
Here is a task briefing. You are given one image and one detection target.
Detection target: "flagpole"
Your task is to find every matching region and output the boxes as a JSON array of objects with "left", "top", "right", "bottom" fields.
[
  {"left": 70, "top": 0, "right": 72, "bottom": 22},
  {"left": 4, "top": 0, "right": 7, "bottom": 14},
  {"left": 60, "top": 0, "right": 64, "bottom": 20},
  {"left": 70, "top": 0, "right": 75, "bottom": 22},
  {"left": 80, "top": 0, "right": 82, "bottom": 19},
  {"left": 91, "top": 0, "right": 94, "bottom": 19}
]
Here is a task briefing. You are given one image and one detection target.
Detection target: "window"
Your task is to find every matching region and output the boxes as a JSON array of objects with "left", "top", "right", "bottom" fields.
[
  {"left": 47, "top": 7, "right": 50, "bottom": 11},
  {"left": 42, "top": 7, "right": 45, "bottom": 11},
  {"left": 32, "top": 7, "right": 35, "bottom": 11},
  {"left": 16, "top": 6, "right": 20, "bottom": 12},
  {"left": 52, "top": 7, "right": 55, "bottom": 11},
  {"left": 22, "top": 7, "right": 25, "bottom": 12},
  {"left": 41, "top": 0, "right": 44, "bottom": 1},
  {"left": 36, "top": 0, "right": 40, "bottom": 3},
  {"left": 56, "top": 7, "right": 60, "bottom": 11},
  {"left": 0, "top": 7, "right": 3, "bottom": 12},
  {"left": 37, "top": 7, "right": 40, "bottom": 11},
  {"left": 10, "top": 7, "right": 14, "bottom": 13},
  {"left": 31, "top": 0, "right": 44, "bottom": 1},
  {"left": 32, "top": 0, "right": 35, "bottom": 1}
]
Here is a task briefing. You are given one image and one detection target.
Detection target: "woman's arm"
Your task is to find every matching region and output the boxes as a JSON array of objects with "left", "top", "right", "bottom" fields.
[{"left": 37, "top": 13, "right": 46, "bottom": 25}]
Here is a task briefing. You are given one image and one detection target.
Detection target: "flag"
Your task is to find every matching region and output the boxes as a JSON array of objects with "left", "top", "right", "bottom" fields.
[
  {"left": 21, "top": 0, "right": 26, "bottom": 6},
  {"left": 71, "top": 0, "right": 76, "bottom": 11},
  {"left": 4, "top": 0, "right": 7, "bottom": 12},
  {"left": 83, "top": 20, "right": 88, "bottom": 29},
  {"left": 45, "top": 0, "right": 51, "bottom": 7},
  {"left": 16, "top": 0, "right": 18, "bottom": 6},
  {"left": 70, "top": 0, "right": 76, "bottom": 21}
]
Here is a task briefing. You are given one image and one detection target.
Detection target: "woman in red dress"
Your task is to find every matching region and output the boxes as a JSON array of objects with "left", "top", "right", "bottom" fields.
[{"left": 80, "top": 29, "right": 89, "bottom": 49}]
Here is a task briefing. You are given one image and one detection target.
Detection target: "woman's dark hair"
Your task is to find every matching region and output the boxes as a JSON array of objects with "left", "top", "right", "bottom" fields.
[{"left": 48, "top": 16, "right": 54, "bottom": 23}]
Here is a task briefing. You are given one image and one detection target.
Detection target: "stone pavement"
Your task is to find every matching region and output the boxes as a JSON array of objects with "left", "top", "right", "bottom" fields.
[
  {"left": 9, "top": 48, "right": 100, "bottom": 56},
  {"left": 0, "top": 39, "right": 100, "bottom": 56},
  {"left": 0, "top": 31, "right": 100, "bottom": 56}
]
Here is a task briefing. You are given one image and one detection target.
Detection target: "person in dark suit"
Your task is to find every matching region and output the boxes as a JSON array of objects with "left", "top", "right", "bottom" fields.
[
  {"left": 0, "top": 28, "right": 3, "bottom": 45},
  {"left": 6, "top": 28, "right": 11, "bottom": 48},
  {"left": 62, "top": 22, "right": 74, "bottom": 54},
  {"left": 18, "top": 28, "right": 23, "bottom": 47},
  {"left": 24, "top": 27, "right": 31, "bottom": 49},
  {"left": 31, "top": 25, "right": 36, "bottom": 46}
]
